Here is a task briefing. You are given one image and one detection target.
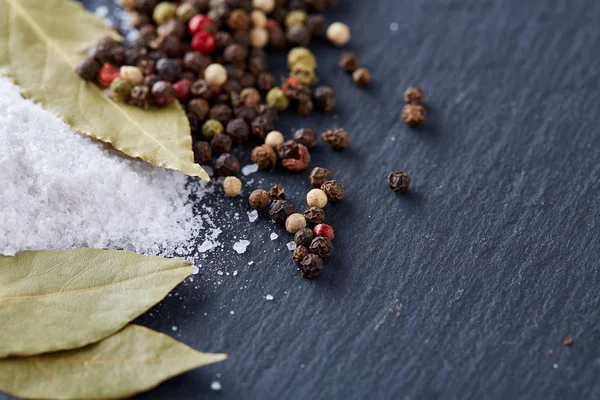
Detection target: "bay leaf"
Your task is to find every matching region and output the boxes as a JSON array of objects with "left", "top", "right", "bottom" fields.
[
  {"left": 0, "top": 0, "right": 208, "bottom": 181},
  {"left": 0, "top": 324, "right": 227, "bottom": 400},
  {"left": 0, "top": 249, "right": 192, "bottom": 357}
]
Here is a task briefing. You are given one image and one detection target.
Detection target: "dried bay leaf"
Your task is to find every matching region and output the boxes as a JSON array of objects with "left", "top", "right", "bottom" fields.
[
  {"left": 0, "top": 0, "right": 208, "bottom": 181},
  {"left": 0, "top": 324, "right": 227, "bottom": 399},
  {"left": 0, "top": 249, "right": 192, "bottom": 357}
]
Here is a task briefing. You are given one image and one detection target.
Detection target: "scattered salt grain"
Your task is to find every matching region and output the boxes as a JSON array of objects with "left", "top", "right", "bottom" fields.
[
  {"left": 247, "top": 210, "right": 259, "bottom": 222},
  {"left": 217, "top": 271, "right": 224, "bottom": 276},
  {"left": 248, "top": 261, "right": 254, "bottom": 265},
  {"left": 172, "top": 326, "right": 178, "bottom": 332},
  {"left": 191, "top": 265, "right": 200, "bottom": 274},
  {"left": 286, "top": 241, "right": 297, "bottom": 251},
  {"left": 211, "top": 381, "right": 222, "bottom": 391},
  {"left": 230, "top": 310, "right": 235, "bottom": 315},
  {"left": 198, "top": 240, "right": 217, "bottom": 253},
  {"left": 241, "top": 163, "right": 259, "bottom": 176},
  {"left": 390, "top": 22, "right": 399, "bottom": 32},
  {"left": 233, "top": 240, "right": 251, "bottom": 254},
  {"left": 265, "top": 294, "right": 274, "bottom": 301},
  {"left": 94, "top": 5, "right": 109, "bottom": 18},
  {"left": 233, "top": 270, "right": 238, "bottom": 276},
  {"left": 270, "top": 233, "right": 279, "bottom": 241}
]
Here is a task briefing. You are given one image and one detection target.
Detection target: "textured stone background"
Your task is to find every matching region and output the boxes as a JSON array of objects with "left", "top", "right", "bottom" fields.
[{"left": 4, "top": 0, "right": 600, "bottom": 399}]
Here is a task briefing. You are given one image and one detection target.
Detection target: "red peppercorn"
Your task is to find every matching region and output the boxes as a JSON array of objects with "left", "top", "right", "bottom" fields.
[
  {"left": 97, "top": 63, "right": 120, "bottom": 87},
  {"left": 173, "top": 79, "right": 193, "bottom": 101},
  {"left": 188, "top": 14, "right": 212, "bottom": 35},
  {"left": 314, "top": 224, "right": 334, "bottom": 241},
  {"left": 191, "top": 32, "right": 216, "bottom": 55}
]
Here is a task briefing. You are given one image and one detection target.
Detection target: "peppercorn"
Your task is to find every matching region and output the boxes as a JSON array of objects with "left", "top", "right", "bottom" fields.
[
  {"left": 128, "top": 84, "right": 151, "bottom": 109},
  {"left": 287, "top": 47, "right": 317, "bottom": 70},
  {"left": 286, "top": 213, "right": 307, "bottom": 234},
  {"left": 290, "top": 64, "right": 316, "bottom": 85},
  {"left": 193, "top": 141, "right": 212, "bottom": 164},
  {"left": 326, "top": 22, "right": 350, "bottom": 47},
  {"left": 286, "top": 24, "right": 311, "bottom": 47},
  {"left": 248, "top": 27, "right": 268, "bottom": 48},
  {"left": 156, "top": 58, "right": 181, "bottom": 82},
  {"left": 188, "top": 14, "right": 212, "bottom": 35},
  {"left": 269, "top": 199, "right": 294, "bottom": 223},
  {"left": 183, "top": 52, "right": 210, "bottom": 74},
  {"left": 321, "top": 180, "right": 344, "bottom": 201},
  {"left": 173, "top": 79, "right": 193, "bottom": 101},
  {"left": 294, "top": 228, "right": 314, "bottom": 247},
  {"left": 110, "top": 78, "right": 133, "bottom": 102},
  {"left": 388, "top": 171, "right": 411, "bottom": 193},
  {"left": 76, "top": 57, "right": 102, "bottom": 81},
  {"left": 338, "top": 51, "right": 360, "bottom": 72},
  {"left": 251, "top": 10, "right": 267, "bottom": 27},
  {"left": 188, "top": 98, "right": 210, "bottom": 120},
  {"left": 138, "top": 25, "right": 157, "bottom": 42},
  {"left": 404, "top": 86, "right": 425, "bottom": 105},
  {"left": 191, "top": 31, "right": 216, "bottom": 54},
  {"left": 97, "top": 63, "right": 120, "bottom": 87},
  {"left": 176, "top": 2, "right": 196, "bottom": 21},
  {"left": 249, "top": 189, "right": 270, "bottom": 210},
  {"left": 134, "top": 0, "right": 156, "bottom": 15},
  {"left": 266, "top": 87, "right": 290, "bottom": 111},
  {"left": 151, "top": 81, "right": 177, "bottom": 107},
  {"left": 268, "top": 25, "right": 287, "bottom": 49},
  {"left": 228, "top": 8, "right": 250, "bottom": 30},
  {"left": 256, "top": 104, "right": 278, "bottom": 120},
  {"left": 210, "top": 133, "right": 232, "bottom": 154},
  {"left": 214, "top": 153, "right": 240, "bottom": 176},
  {"left": 136, "top": 59, "right": 156, "bottom": 76},
  {"left": 234, "top": 106, "right": 257, "bottom": 123},
  {"left": 293, "top": 128, "right": 317, "bottom": 149},
  {"left": 209, "top": 104, "right": 233, "bottom": 125},
  {"left": 306, "top": 14, "right": 325, "bottom": 37},
  {"left": 187, "top": 112, "right": 199, "bottom": 133},
  {"left": 190, "top": 79, "right": 212, "bottom": 99},
  {"left": 298, "top": 98, "right": 314, "bottom": 116},
  {"left": 293, "top": 245, "right": 309, "bottom": 262},
  {"left": 144, "top": 74, "right": 161, "bottom": 88},
  {"left": 251, "top": 115, "right": 274, "bottom": 139},
  {"left": 224, "top": 44, "right": 248, "bottom": 64},
  {"left": 257, "top": 72, "right": 276, "bottom": 91},
  {"left": 308, "top": 167, "right": 332, "bottom": 188},
  {"left": 314, "top": 223, "right": 334, "bottom": 241},
  {"left": 281, "top": 143, "right": 310, "bottom": 172},
  {"left": 223, "top": 176, "right": 242, "bottom": 197},
  {"left": 401, "top": 104, "right": 426, "bottom": 126},
  {"left": 563, "top": 337, "right": 574, "bottom": 346},
  {"left": 352, "top": 67, "right": 371, "bottom": 87},
  {"left": 153, "top": 2, "right": 176, "bottom": 24},
  {"left": 304, "top": 206, "right": 325, "bottom": 224},
  {"left": 233, "top": 30, "right": 251, "bottom": 47},
  {"left": 158, "top": 19, "right": 186, "bottom": 40},
  {"left": 240, "top": 88, "right": 261, "bottom": 107},
  {"left": 202, "top": 119, "right": 224, "bottom": 139},
  {"left": 285, "top": 10, "right": 307, "bottom": 27},
  {"left": 307, "top": 188, "right": 328, "bottom": 208},
  {"left": 268, "top": 184, "right": 286, "bottom": 200},
  {"left": 321, "top": 128, "right": 349, "bottom": 150},
  {"left": 251, "top": 144, "right": 277, "bottom": 169},
  {"left": 253, "top": 0, "right": 275, "bottom": 13},
  {"left": 277, "top": 140, "right": 299, "bottom": 160},
  {"left": 265, "top": 131, "right": 284, "bottom": 149},
  {"left": 313, "top": 86, "right": 336, "bottom": 113},
  {"left": 204, "top": 63, "right": 228, "bottom": 87},
  {"left": 157, "top": 37, "right": 183, "bottom": 58},
  {"left": 299, "top": 253, "right": 323, "bottom": 279},
  {"left": 309, "top": 236, "right": 333, "bottom": 258},
  {"left": 225, "top": 118, "right": 249, "bottom": 144}
]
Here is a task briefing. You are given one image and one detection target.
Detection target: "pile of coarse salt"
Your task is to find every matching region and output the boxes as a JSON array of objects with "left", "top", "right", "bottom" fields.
[{"left": 0, "top": 76, "right": 214, "bottom": 257}]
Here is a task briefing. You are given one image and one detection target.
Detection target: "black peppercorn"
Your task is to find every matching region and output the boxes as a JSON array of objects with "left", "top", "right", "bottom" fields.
[
  {"left": 269, "top": 199, "right": 294, "bottom": 223},
  {"left": 233, "top": 30, "right": 250, "bottom": 46},
  {"left": 304, "top": 206, "right": 325, "bottom": 224},
  {"left": 321, "top": 180, "right": 344, "bottom": 201},
  {"left": 313, "top": 86, "right": 336, "bottom": 113},
  {"left": 309, "top": 236, "right": 333, "bottom": 258},
  {"left": 277, "top": 140, "right": 299, "bottom": 160},
  {"left": 286, "top": 23, "right": 311, "bottom": 47},
  {"left": 151, "top": 81, "right": 177, "bottom": 107},
  {"left": 193, "top": 141, "right": 212, "bottom": 164},
  {"left": 249, "top": 189, "right": 270, "bottom": 210},
  {"left": 251, "top": 144, "right": 277, "bottom": 169},
  {"left": 214, "top": 31, "right": 233, "bottom": 49},
  {"left": 214, "top": 153, "right": 240, "bottom": 176},
  {"left": 134, "top": 0, "right": 156, "bottom": 15},
  {"left": 210, "top": 133, "right": 232, "bottom": 155},
  {"left": 338, "top": 52, "right": 360, "bottom": 72},
  {"left": 309, "top": 167, "right": 332, "bottom": 187},
  {"left": 188, "top": 98, "right": 210, "bottom": 121},
  {"left": 306, "top": 14, "right": 325, "bottom": 36},
  {"left": 293, "top": 245, "right": 309, "bottom": 262},
  {"left": 294, "top": 228, "right": 314, "bottom": 247},
  {"left": 224, "top": 44, "right": 248, "bottom": 65},
  {"left": 388, "top": 171, "right": 411, "bottom": 193},
  {"left": 299, "top": 253, "right": 323, "bottom": 279},
  {"left": 234, "top": 106, "right": 258, "bottom": 123},
  {"left": 159, "top": 19, "right": 186, "bottom": 40},
  {"left": 228, "top": 8, "right": 250, "bottom": 30},
  {"left": 293, "top": 128, "right": 317, "bottom": 149},
  {"left": 248, "top": 55, "right": 268, "bottom": 76},
  {"left": 76, "top": 57, "right": 102, "bottom": 81},
  {"left": 156, "top": 36, "right": 183, "bottom": 58},
  {"left": 128, "top": 85, "right": 152, "bottom": 110},
  {"left": 190, "top": 79, "right": 212, "bottom": 99},
  {"left": 268, "top": 184, "right": 286, "bottom": 200},
  {"left": 209, "top": 104, "right": 233, "bottom": 125},
  {"left": 251, "top": 115, "right": 273, "bottom": 139},
  {"left": 156, "top": 58, "right": 181, "bottom": 83},
  {"left": 240, "top": 88, "right": 261, "bottom": 107},
  {"left": 321, "top": 128, "right": 349, "bottom": 150},
  {"left": 352, "top": 67, "right": 371, "bottom": 87},
  {"left": 144, "top": 74, "right": 161, "bottom": 88},
  {"left": 268, "top": 25, "right": 287, "bottom": 49},
  {"left": 137, "top": 59, "right": 156, "bottom": 75},
  {"left": 183, "top": 52, "right": 210, "bottom": 74},
  {"left": 225, "top": 118, "right": 249, "bottom": 144},
  {"left": 186, "top": 112, "right": 199, "bottom": 133}
]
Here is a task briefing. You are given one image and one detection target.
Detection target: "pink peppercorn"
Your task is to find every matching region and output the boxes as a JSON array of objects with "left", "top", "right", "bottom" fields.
[
  {"left": 97, "top": 63, "right": 120, "bottom": 87},
  {"left": 314, "top": 223, "right": 334, "bottom": 241},
  {"left": 191, "top": 32, "right": 216, "bottom": 54},
  {"left": 188, "top": 14, "right": 212, "bottom": 35},
  {"left": 173, "top": 79, "right": 193, "bottom": 101}
]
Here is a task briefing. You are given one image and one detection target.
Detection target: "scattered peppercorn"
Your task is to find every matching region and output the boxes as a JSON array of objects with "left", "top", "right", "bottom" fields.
[
  {"left": 269, "top": 199, "right": 294, "bottom": 223},
  {"left": 277, "top": 140, "right": 299, "bottom": 160},
  {"left": 223, "top": 176, "right": 242, "bottom": 197},
  {"left": 265, "top": 131, "right": 285, "bottom": 149},
  {"left": 299, "top": 253, "right": 323, "bottom": 279},
  {"left": 285, "top": 213, "right": 307, "bottom": 234},
  {"left": 293, "top": 128, "right": 317, "bottom": 149},
  {"left": 151, "top": 81, "right": 177, "bottom": 107},
  {"left": 338, "top": 51, "right": 360, "bottom": 72},
  {"left": 313, "top": 86, "right": 336, "bottom": 113},
  {"left": 287, "top": 47, "right": 317, "bottom": 70},
  {"left": 352, "top": 67, "right": 371, "bottom": 87},
  {"left": 193, "top": 141, "right": 211, "bottom": 165},
  {"left": 314, "top": 223, "right": 335, "bottom": 241},
  {"left": 226, "top": 118, "right": 249, "bottom": 144},
  {"left": 309, "top": 236, "right": 333, "bottom": 258},
  {"left": 321, "top": 128, "right": 349, "bottom": 150},
  {"left": 268, "top": 184, "right": 286, "bottom": 201},
  {"left": 321, "top": 180, "right": 344, "bottom": 201},
  {"left": 240, "top": 88, "right": 261, "bottom": 107},
  {"left": 404, "top": 86, "right": 425, "bottom": 105},
  {"left": 251, "top": 144, "right": 277, "bottom": 169},
  {"left": 128, "top": 84, "right": 151, "bottom": 110},
  {"left": 293, "top": 245, "right": 309, "bottom": 262},
  {"left": 307, "top": 188, "right": 328, "bottom": 208},
  {"left": 210, "top": 133, "right": 232, "bottom": 155},
  {"left": 388, "top": 171, "right": 411, "bottom": 193},
  {"left": 401, "top": 104, "right": 426, "bottom": 126},
  {"left": 110, "top": 78, "right": 133, "bottom": 102},
  {"left": 326, "top": 22, "right": 350, "bottom": 47},
  {"left": 281, "top": 143, "right": 311, "bottom": 172},
  {"left": 249, "top": 189, "right": 270, "bottom": 210},
  {"left": 309, "top": 167, "right": 333, "bottom": 187},
  {"left": 214, "top": 153, "right": 240, "bottom": 176},
  {"left": 294, "top": 228, "right": 314, "bottom": 247},
  {"left": 188, "top": 98, "right": 210, "bottom": 120},
  {"left": 204, "top": 63, "right": 228, "bottom": 87},
  {"left": 266, "top": 87, "right": 290, "bottom": 111},
  {"left": 304, "top": 206, "right": 325, "bottom": 224},
  {"left": 563, "top": 337, "right": 573, "bottom": 346},
  {"left": 76, "top": 57, "right": 102, "bottom": 81},
  {"left": 251, "top": 115, "right": 274, "bottom": 139},
  {"left": 155, "top": 58, "right": 180, "bottom": 82}
]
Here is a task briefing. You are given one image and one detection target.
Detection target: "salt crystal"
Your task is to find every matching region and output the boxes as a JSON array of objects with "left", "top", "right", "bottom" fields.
[
  {"left": 230, "top": 310, "right": 235, "bottom": 315},
  {"left": 172, "top": 326, "right": 178, "bottom": 331},
  {"left": 390, "top": 22, "right": 399, "bottom": 32},
  {"left": 247, "top": 210, "right": 259, "bottom": 222},
  {"left": 191, "top": 265, "right": 199, "bottom": 274},
  {"left": 233, "top": 240, "right": 251, "bottom": 254},
  {"left": 265, "top": 294, "right": 274, "bottom": 300},
  {"left": 248, "top": 261, "right": 254, "bottom": 265},
  {"left": 242, "top": 163, "right": 259, "bottom": 176},
  {"left": 211, "top": 381, "right": 222, "bottom": 391},
  {"left": 94, "top": 5, "right": 109, "bottom": 18},
  {"left": 270, "top": 233, "right": 278, "bottom": 241},
  {"left": 217, "top": 271, "right": 224, "bottom": 276},
  {"left": 286, "top": 242, "right": 296, "bottom": 251},
  {"left": 198, "top": 240, "right": 216, "bottom": 253},
  {"left": 233, "top": 270, "right": 238, "bottom": 276}
]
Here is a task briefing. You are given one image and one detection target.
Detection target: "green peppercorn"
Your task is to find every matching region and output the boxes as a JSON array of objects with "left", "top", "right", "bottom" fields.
[
  {"left": 153, "top": 2, "right": 176, "bottom": 25},
  {"left": 285, "top": 10, "right": 307, "bottom": 27},
  {"left": 290, "top": 64, "right": 316, "bottom": 85},
  {"left": 287, "top": 47, "right": 317, "bottom": 70},
  {"left": 109, "top": 78, "right": 133, "bottom": 102},
  {"left": 266, "top": 87, "right": 290, "bottom": 111},
  {"left": 202, "top": 119, "right": 224, "bottom": 139}
]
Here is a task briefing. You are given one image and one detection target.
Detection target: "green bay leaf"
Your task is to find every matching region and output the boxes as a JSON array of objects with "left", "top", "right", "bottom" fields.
[
  {"left": 0, "top": 249, "right": 192, "bottom": 357},
  {"left": 0, "top": 324, "right": 227, "bottom": 400},
  {"left": 0, "top": 0, "right": 208, "bottom": 180}
]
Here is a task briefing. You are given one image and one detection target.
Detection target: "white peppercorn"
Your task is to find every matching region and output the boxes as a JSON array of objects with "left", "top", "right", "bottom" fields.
[
  {"left": 250, "top": 28, "right": 269, "bottom": 48},
  {"left": 326, "top": 22, "right": 351, "bottom": 47},
  {"left": 251, "top": 10, "right": 267, "bottom": 28},
  {"left": 306, "top": 188, "right": 328, "bottom": 208},
  {"left": 253, "top": 0, "right": 275, "bottom": 13},
  {"left": 285, "top": 213, "right": 307, "bottom": 234},
  {"left": 204, "top": 63, "right": 228, "bottom": 87},
  {"left": 223, "top": 176, "right": 242, "bottom": 197},
  {"left": 120, "top": 66, "right": 144, "bottom": 85},
  {"left": 265, "top": 131, "right": 284, "bottom": 149}
]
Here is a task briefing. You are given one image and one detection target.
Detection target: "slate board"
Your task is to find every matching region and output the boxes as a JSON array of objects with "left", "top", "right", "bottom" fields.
[{"left": 3, "top": 0, "right": 600, "bottom": 399}]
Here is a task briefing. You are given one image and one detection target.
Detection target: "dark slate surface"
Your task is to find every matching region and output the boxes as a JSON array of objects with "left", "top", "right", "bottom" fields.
[{"left": 4, "top": 1, "right": 600, "bottom": 399}]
